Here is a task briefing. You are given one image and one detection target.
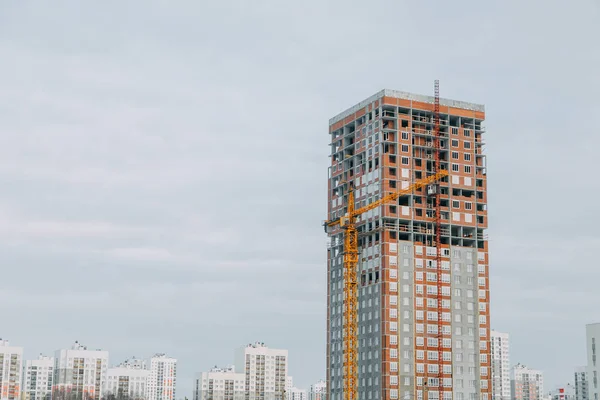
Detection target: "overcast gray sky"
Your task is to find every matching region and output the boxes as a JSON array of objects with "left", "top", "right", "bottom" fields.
[{"left": 0, "top": 0, "right": 599, "bottom": 395}]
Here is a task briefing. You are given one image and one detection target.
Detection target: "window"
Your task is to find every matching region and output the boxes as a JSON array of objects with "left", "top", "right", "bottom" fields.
[
  {"left": 464, "top": 141, "right": 471, "bottom": 149},
  {"left": 464, "top": 129, "right": 471, "bottom": 137},
  {"left": 452, "top": 164, "right": 459, "bottom": 172},
  {"left": 390, "top": 362, "right": 398, "bottom": 372},
  {"left": 451, "top": 139, "right": 459, "bottom": 147},
  {"left": 452, "top": 200, "right": 459, "bottom": 208},
  {"left": 465, "top": 202, "right": 472, "bottom": 210},
  {"left": 390, "top": 376, "right": 398, "bottom": 386},
  {"left": 390, "top": 349, "right": 398, "bottom": 359},
  {"left": 401, "top": 132, "right": 409, "bottom": 140},
  {"left": 452, "top": 152, "right": 459, "bottom": 159},
  {"left": 401, "top": 145, "right": 409, "bottom": 152},
  {"left": 464, "top": 153, "right": 471, "bottom": 161},
  {"left": 464, "top": 165, "right": 472, "bottom": 173},
  {"left": 401, "top": 157, "right": 409, "bottom": 165}
]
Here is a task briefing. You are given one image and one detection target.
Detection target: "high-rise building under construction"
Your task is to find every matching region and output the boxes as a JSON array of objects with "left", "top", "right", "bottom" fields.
[{"left": 326, "top": 89, "right": 489, "bottom": 400}]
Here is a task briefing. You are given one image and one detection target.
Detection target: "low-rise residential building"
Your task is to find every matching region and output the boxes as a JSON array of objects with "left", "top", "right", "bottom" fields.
[
  {"left": 105, "top": 358, "right": 150, "bottom": 400},
  {"left": 550, "top": 385, "right": 576, "bottom": 400},
  {"left": 193, "top": 366, "right": 244, "bottom": 400},
  {"left": 309, "top": 381, "right": 326, "bottom": 400}
]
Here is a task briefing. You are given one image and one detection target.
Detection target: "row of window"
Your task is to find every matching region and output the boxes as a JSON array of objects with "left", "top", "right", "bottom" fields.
[{"left": 389, "top": 263, "right": 486, "bottom": 276}]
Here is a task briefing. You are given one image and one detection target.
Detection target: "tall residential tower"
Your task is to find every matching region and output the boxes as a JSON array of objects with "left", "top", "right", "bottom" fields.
[
  {"left": 586, "top": 324, "right": 600, "bottom": 400},
  {"left": 575, "top": 367, "right": 589, "bottom": 400},
  {"left": 0, "top": 339, "right": 23, "bottom": 400},
  {"left": 326, "top": 89, "right": 489, "bottom": 400},
  {"left": 233, "top": 342, "right": 288, "bottom": 400},
  {"left": 22, "top": 355, "right": 54, "bottom": 400},
  {"left": 491, "top": 331, "right": 510, "bottom": 400},
  {"left": 510, "top": 364, "right": 543, "bottom": 400},
  {"left": 148, "top": 354, "right": 177, "bottom": 400},
  {"left": 52, "top": 341, "right": 109, "bottom": 400}
]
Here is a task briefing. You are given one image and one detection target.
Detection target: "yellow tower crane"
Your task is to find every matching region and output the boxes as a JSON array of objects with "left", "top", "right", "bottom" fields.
[{"left": 325, "top": 169, "right": 449, "bottom": 400}]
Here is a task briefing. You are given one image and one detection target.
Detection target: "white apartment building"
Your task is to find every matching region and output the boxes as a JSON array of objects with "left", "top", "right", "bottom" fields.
[
  {"left": 587, "top": 324, "right": 600, "bottom": 400},
  {"left": 491, "top": 331, "right": 511, "bottom": 400},
  {"left": 284, "top": 378, "right": 305, "bottom": 400},
  {"left": 105, "top": 358, "right": 150, "bottom": 400},
  {"left": 53, "top": 341, "right": 109, "bottom": 400},
  {"left": 233, "top": 342, "right": 288, "bottom": 400},
  {"left": 0, "top": 339, "right": 23, "bottom": 400},
  {"left": 193, "top": 366, "right": 245, "bottom": 400},
  {"left": 511, "top": 363, "right": 544, "bottom": 400},
  {"left": 22, "top": 355, "right": 54, "bottom": 400},
  {"left": 575, "top": 366, "right": 589, "bottom": 400},
  {"left": 147, "top": 354, "right": 176, "bottom": 400},
  {"left": 288, "top": 388, "right": 307, "bottom": 400},
  {"left": 550, "top": 385, "right": 576, "bottom": 400},
  {"left": 309, "top": 380, "right": 326, "bottom": 400}
]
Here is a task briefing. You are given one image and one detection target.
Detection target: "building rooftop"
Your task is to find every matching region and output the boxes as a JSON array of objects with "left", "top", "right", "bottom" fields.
[{"left": 329, "top": 88, "right": 485, "bottom": 126}]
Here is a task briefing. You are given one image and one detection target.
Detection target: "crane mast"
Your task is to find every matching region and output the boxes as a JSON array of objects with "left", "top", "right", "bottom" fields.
[{"left": 434, "top": 80, "right": 444, "bottom": 400}]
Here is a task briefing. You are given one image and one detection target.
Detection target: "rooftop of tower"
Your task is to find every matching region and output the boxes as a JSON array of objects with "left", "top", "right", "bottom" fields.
[{"left": 329, "top": 88, "right": 485, "bottom": 126}]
